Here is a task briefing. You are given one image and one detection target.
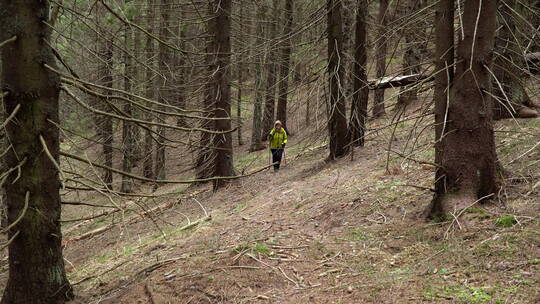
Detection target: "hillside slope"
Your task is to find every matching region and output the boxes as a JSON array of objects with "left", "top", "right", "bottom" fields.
[{"left": 52, "top": 116, "right": 540, "bottom": 304}]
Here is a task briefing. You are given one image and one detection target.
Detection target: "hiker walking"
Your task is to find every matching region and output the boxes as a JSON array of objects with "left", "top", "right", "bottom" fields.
[{"left": 268, "top": 120, "right": 288, "bottom": 172}]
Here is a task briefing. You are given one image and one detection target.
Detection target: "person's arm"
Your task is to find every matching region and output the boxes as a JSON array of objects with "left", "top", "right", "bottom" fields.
[
  {"left": 268, "top": 129, "right": 274, "bottom": 142},
  {"left": 282, "top": 130, "right": 288, "bottom": 148}
]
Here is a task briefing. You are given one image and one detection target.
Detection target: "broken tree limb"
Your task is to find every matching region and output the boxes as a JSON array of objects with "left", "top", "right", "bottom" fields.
[
  {"left": 368, "top": 74, "right": 433, "bottom": 90},
  {"left": 62, "top": 199, "right": 178, "bottom": 244},
  {"left": 63, "top": 196, "right": 211, "bottom": 246},
  {"left": 0, "top": 36, "right": 17, "bottom": 49}
]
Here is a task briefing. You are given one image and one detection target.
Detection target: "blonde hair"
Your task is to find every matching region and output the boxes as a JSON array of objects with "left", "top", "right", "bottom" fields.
[{"left": 274, "top": 120, "right": 282, "bottom": 126}]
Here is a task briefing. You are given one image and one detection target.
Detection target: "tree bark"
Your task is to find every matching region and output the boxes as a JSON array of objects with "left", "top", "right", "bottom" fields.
[
  {"left": 195, "top": 90, "right": 214, "bottom": 180},
  {"left": 175, "top": 10, "right": 188, "bottom": 127},
  {"left": 0, "top": 60, "right": 5, "bottom": 229},
  {"left": 429, "top": 0, "right": 455, "bottom": 217},
  {"left": 121, "top": 22, "right": 135, "bottom": 193},
  {"left": 396, "top": 0, "right": 423, "bottom": 110},
  {"left": 155, "top": 0, "right": 173, "bottom": 182},
  {"left": 236, "top": 3, "right": 246, "bottom": 146},
  {"left": 143, "top": 0, "right": 156, "bottom": 180},
  {"left": 209, "top": 0, "right": 235, "bottom": 190},
  {"left": 327, "top": 0, "right": 349, "bottom": 159},
  {"left": 94, "top": 14, "right": 114, "bottom": 190},
  {"left": 132, "top": 14, "right": 143, "bottom": 162},
  {"left": 237, "top": 63, "right": 244, "bottom": 146},
  {"left": 0, "top": 0, "right": 73, "bottom": 302},
  {"left": 260, "top": 0, "right": 280, "bottom": 141},
  {"left": 249, "top": 3, "right": 268, "bottom": 152},
  {"left": 430, "top": 0, "right": 499, "bottom": 216},
  {"left": 341, "top": 0, "right": 355, "bottom": 98},
  {"left": 276, "top": 0, "right": 294, "bottom": 134},
  {"left": 348, "top": 0, "right": 369, "bottom": 148},
  {"left": 372, "top": 0, "right": 389, "bottom": 117}
]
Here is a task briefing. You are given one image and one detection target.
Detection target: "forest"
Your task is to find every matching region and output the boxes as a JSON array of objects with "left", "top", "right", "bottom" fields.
[{"left": 0, "top": 0, "right": 539, "bottom": 303}]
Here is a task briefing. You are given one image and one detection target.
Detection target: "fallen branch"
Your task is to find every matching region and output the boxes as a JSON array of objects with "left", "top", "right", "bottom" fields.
[
  {"left": 72, "top": 260, "right": 129, "bottom": 286},
  {"left": 63, "top": 198, "right": 210, "bottom": 245},
  {"left": 63, "top": 199, "right": 178, "bottom": 244},
  {"left": 368, "top": 74, "right": 433, "bottom": 90},
  {"left": 0, "top": 36, "right": 17, "bottom": 49},
  {"left": 176, "top": 215, "right": 212, "bottom": 232}
]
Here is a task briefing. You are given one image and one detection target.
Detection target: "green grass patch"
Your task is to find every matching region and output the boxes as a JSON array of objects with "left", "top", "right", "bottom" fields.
[
  {"left": 350, "top": 227, "right": 371, "bottom": 241},
  {"left": 235, "top": 152, "right": 262, "bottom": 169},
  {"left": 233, "top": 202, "right": 248, "bottom": 213},
  {"left": 495, "top": 215, "right": 517, "bottom": 228},
  {"left": 466, "top": 208, "right": 485, "bottom": 214},
  {"left": 252, "top": 243, "right": 271, "bottom": 255},
  {"left": 424, "top": 285, "right": 494, "bottom": 304},
  {"left": 95, "top": 254, "right": 111, "bottom": 263},
  {"left": 466, "top": 208, "right": 491, "bottom": 219},
  {"left": 233, "top": 242, "right": 273, "bottom": 256}
]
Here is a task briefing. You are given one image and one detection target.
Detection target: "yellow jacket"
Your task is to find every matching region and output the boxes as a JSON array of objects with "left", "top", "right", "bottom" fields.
[{"left": 268, "top": 128, "right": 288, "bottom": 149}]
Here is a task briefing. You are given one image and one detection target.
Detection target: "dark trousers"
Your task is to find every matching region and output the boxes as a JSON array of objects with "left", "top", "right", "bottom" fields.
[{"left": 271, "top": 149, "right": 284, "bottom": 170}]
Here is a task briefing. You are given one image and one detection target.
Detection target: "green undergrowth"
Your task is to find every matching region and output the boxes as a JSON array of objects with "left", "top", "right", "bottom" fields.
[
  {"left": 423, "top": 285, "right": 492, "bottom": 303},
  {"left": 495, "top": 215, "right": 518, "bottom": 227},
  {"left": 233, "top": 242, "right": 272, "bottom": 256}
]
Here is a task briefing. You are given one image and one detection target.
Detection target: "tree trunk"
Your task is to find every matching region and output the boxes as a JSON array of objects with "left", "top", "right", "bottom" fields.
[
  {"left": 327, "top": 0, "right": 349, "bottom": 160},
  {"left": 429, "top": 0, "right": 455, "bottom": 217},
  {"left": 236, "top": 3, "right": 245, "bottom": 146},
  {"left": 132, "top": 15, "right": 143, "bottom": 162},
  {"left": 249, "top": 4, "right": 268, "bottom": 152},
  {"left": 237, "top": 65, "right": 244, "bottom": 146},
  {"left": 260, "top": 1, "right": 280, "bottom": 141},
  {"left": 348, "top": 0, "right": 369, "bottom": 148},
  {"left": 430, "top": 0, "right": 499, "bottom": 217},
  {"left": 276, "top": 0, "right": 294, "bottom": 134},
  {"left": 195, "top": 86, "right": 214, "bottom": 180},
  {"left": 0, "top": 60, "right": 5, "bottom": 229},
  {"left": 372, "top": 0, "right": 389, "bottom": 117},
  {"left": 93, "top": 8, "right": 115, "bottom": 190},
  {"left": 121, "top": 23, "right": 135, "bottom": 193},
  {"left": 396, "top": 0, "right": 423, "bottom": 110},
  {"left": 0, "top": 0, "right": 73, "bottom": 302},
  {"left": 155, "top": 0, "right": 173, "bottom": 182},
  {"left": 143, "top": 0, "right": 156, "bottom": 180},
  {"left": 98, "top": 43, "right": 114, "bottom": 190},
  {"left": 175, "top": 10, "right": 188, "bottom": 127},
  {"left": 492, "top": 0, "right": 539, "bottom": 119},
  {"left": 209, "top": 0, "right": 235, "bottom": 190},
  {"left": 340, "top": 0, "right": 353, "bottom": 99}
]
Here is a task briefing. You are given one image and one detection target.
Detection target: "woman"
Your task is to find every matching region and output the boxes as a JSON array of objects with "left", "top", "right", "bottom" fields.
[{"left": 267, "top": 120, "right": 288, "bottom": 172}]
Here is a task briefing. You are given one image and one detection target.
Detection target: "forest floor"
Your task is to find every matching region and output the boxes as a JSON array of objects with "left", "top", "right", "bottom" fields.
[
  {"left": 0, "top": 96, "right": 539, "bottom": 303},
  {"left": 46, "top": 109, "right": 540, "bottom": 304}
]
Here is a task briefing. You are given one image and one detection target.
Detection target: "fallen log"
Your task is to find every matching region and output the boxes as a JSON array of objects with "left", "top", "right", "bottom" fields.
[{"left": 368, "top": 74, "right": 432, "bottom": 90}]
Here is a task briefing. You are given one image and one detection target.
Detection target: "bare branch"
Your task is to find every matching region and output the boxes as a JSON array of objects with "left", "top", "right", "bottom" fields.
[{"left": 0, "top": 36, "right": 17, "bottom": 49}]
